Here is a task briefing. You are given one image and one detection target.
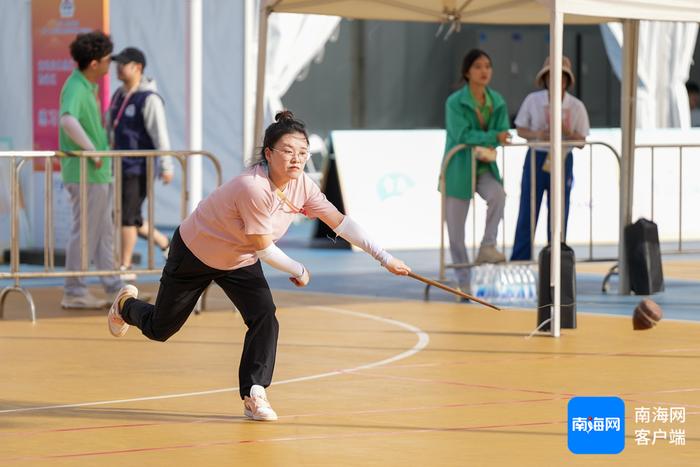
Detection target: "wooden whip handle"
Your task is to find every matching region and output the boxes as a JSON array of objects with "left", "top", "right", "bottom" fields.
[{"left": 407, "top": 272, "right": 500, "bottom": 311}]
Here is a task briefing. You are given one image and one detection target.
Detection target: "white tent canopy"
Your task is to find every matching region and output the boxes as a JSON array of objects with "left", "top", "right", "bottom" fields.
[
  {"left": 253, "top": 0, "right": 700, "bottom": 337},
  {"left": 266, "top": 0, "right": 700, "bottom": 23}
]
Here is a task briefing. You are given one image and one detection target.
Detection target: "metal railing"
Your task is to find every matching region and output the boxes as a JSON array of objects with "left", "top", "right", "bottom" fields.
[
  {"left": 437, "top": 140, "right": 622, "bottom": 284},
  {"left": 0, "top": 150, "right": 222, "bottom": 321},
  {"left": 634, "top": 143, "right": 700, "bottom": 255}
]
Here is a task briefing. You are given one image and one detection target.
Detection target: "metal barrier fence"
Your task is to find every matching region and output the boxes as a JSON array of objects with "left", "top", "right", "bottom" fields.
[
  {"left": 0, "top": 150, "right": 222, "bottom": 321},
  {"left": 437, "top": 140, "right": 622, "bottom": 284},
  {"left": 634, "top": 143, "right": 700, "bottom": 255}
]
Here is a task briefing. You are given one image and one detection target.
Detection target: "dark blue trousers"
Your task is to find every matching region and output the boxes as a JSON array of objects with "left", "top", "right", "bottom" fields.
[{"left": 511, "top": 149, "right": 573, "bottom": 261}]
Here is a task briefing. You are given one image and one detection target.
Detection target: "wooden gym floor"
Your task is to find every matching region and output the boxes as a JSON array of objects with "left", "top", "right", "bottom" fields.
[{"left": 1, "top": 275, "right": 699, "bottom": 466}]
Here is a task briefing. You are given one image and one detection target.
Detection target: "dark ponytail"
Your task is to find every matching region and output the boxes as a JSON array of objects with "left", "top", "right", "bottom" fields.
[{"left": 252, "top": 110, "right": 309, "bottom": 166}]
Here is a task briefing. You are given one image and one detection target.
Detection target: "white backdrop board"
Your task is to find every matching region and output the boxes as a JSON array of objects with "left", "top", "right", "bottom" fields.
[
  {"left": 330, "top": 128, "right": 700, "bottom": 251},
  {"left": 331, "top": 130, "right": 445, "bottom": 250}
]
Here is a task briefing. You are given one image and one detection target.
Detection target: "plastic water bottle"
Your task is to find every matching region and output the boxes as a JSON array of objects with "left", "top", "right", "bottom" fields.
[
  {"left": 471, "top": 266, "right": 483, "bottom": 298},
  {"left": 504, "top": 266, "right": 514, "bottom": 302},
  {"left": 494, "top": 265, "right": 534, "bottom": 304},
  {"left": 511, "top": 265, "right": 525, "bottom": 302},
  {"left": 483, "top": 264, "right": 496, "bottom": 300},
  {"left": 474, "top": 265, "right": 484, "bottom": 299},
  {"left": 474, "top": 265, "right": 488, "bottom": 299},
  {"left": 514, "top": 265, "right": 525, "bottom": 302},
  {"left": 525, "top": 265, "right": 537, "bottom": 300},
  {"left": 510, "top": 266, "right": 521, "bottom": 303},
  {"left": 492, "top": 266, "right": 502, "bottom": 301}
]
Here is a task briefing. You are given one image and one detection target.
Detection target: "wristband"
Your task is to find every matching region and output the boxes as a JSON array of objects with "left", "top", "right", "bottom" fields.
[{"left": 255, "top": 243, "right": 305, "bottom": 278}]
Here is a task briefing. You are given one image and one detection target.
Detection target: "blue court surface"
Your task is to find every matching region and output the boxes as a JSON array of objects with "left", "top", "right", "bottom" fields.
[{"left": 2, "top": 219, "right": 698, "bottom": 322}]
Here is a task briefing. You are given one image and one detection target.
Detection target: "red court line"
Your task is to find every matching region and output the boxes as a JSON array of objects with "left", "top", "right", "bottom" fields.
[
  {"left": 344, "top": 366, "right": 700, "bottom": 402},
  {"left": 3, "top": 418, "right": 566, "bottom": 463},
  {"left": 383, "top": 346, "right": 700, "bottom": 371},
  {"left": 6, "top": 383, "right": 695, "bottom": 460},
  {"left": 0, "top": 419, "right": 212, "bottom": 438},
  {"left": 623, "top": 397, "right": 700, "bottom": 410},
  {"left": 620, "top": 387, "right": 700, "bottom": 396},
  {"left": 0, "top": 397, "right": 559, "bottom": 438},
  {"left": 281, "top": 396, "right": 561, "bottom": 419},
  {"left": 341, "top": 369, "right": 577, "bottom": 397}
]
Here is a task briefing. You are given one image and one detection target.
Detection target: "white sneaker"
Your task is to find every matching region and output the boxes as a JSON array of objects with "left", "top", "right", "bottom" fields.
[
  {"left": 243, "top": 385, "right": 278, "bottom": 421},
  {"left": 475, "top": 245, "right": 506, "bottom": 265},
  {"left": 61, "top": 292, "right": 109, "bottom": 309},
  {"left": 108, "top": 284, "right": 138, "bottom": 337}
]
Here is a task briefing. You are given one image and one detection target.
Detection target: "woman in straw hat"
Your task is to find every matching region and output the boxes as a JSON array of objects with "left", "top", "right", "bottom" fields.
[
  {"left": 441, "top": 48, "right": 511, "bottom": 295},
  {"left": 510, "top": 55, "right": 590, "bottom": 261}
]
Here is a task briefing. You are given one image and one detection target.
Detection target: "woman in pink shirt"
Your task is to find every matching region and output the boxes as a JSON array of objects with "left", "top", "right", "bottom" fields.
[{"left": 107, "top": 111, "right": 411, "bottom": 421}]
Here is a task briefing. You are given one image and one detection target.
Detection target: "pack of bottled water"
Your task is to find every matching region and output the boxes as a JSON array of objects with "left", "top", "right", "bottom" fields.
[{"left": 471, "top": 263, "right": 538, "bottom": 305}]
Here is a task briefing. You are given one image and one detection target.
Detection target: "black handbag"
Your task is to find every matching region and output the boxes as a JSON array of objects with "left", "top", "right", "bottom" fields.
[{"left": 625, "top": 218, "right": 665, "bottom": 295}]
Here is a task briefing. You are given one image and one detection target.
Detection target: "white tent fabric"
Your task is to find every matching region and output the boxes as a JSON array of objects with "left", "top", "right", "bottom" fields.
[
  {"left": 271, "top": 0, "right": 604, "bottom": 24},
  {"left": 270, "top": 0, "right": 700, "bottom": 24},
  {"left": 264, "top": 13, "right": 341, "bottom": 128},
  {"left": 0, "top": 0, "right": 38, "bottom": 251},
  {"left": 542, "top": 0, "right": 700, "bottom": 23},
  {"left": 0, "top": 0, "right": 31, "bottom": 152},
  {"left": 601, "top": 21, "right": 698, "bottom": 128}
]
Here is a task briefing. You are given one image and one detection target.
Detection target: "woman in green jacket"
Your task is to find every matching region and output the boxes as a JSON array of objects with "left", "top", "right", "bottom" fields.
[{"left": 441, "top": 49, "right": 510, "bottom": 293}]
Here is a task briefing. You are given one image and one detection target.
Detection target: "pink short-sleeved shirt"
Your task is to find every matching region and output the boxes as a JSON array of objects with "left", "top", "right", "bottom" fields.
[{"left": 179, "top": 164, "right": 339, "bottom": 270}]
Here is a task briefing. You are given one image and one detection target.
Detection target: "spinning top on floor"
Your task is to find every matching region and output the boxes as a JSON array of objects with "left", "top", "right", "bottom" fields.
[{"left": 633, "top": 299, "right": 663, "bottom": 330}]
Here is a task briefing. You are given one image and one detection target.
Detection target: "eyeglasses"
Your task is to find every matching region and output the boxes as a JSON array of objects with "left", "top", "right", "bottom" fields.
[{"left": 271, "top": 147, "right": 310, "bottom": 161}]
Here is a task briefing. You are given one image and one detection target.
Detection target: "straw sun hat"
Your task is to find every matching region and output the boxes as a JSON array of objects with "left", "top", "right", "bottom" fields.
[{"left": 535, "top": 55, "right": 575, "bottom": 89}]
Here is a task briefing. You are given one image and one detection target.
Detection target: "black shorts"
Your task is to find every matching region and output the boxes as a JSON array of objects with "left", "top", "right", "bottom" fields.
[{"left": 121, "top": 174, "right": 147, "bottom": 227}]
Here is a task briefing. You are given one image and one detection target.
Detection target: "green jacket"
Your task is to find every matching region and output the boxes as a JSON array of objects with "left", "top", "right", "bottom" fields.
[{"left": 441, "top": 85, "right": 510, "bottom": 200}]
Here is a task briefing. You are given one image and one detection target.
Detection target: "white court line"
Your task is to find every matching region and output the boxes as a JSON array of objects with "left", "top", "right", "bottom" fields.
[{"left": 0, "top": 305, "right": 429, "bottom": 415}]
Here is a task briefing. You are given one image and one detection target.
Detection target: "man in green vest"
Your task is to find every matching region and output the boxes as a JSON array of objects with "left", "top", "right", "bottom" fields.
[{"left": 59, "top": 30, "right": 123, "bottom": 309}]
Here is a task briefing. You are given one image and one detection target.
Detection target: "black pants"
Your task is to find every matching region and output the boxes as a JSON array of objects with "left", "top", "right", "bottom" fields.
[{"left": 121, "top": 228, "right": 278, "bottom": 399}]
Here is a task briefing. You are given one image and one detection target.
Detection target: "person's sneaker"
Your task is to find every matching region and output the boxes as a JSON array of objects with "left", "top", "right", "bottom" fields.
[
  {"left": 119, "top": 265, "right": 137, "bottom": 282},
  {"left": 108, "top": 284, "right": 138, "bottom": 337},
  {"left": 243, "top": 385, "right": 278, "bottom": 421},
  {"left": 61, "top": 292, "right": 109, "bottom": 309},
  {"left": 475, "top": 245, "right": 506, "bottom": 265}
]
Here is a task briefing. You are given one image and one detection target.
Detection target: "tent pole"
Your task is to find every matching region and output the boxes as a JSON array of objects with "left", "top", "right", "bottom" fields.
[
  {"left": 243, "top": 0, "right": 257, "bottom": 167},
  {"left": 253, "top": 1, "right": 271, "bottom": 159},
  {"left": 549, "top": 2, "right": 564, "bottom": 338},
  {"left": 186, "top": 0, "right": 203, "bottom": 214},
  {"left": 350, "top": 20, "right": 366, "bottom": 128},
  {"left": 619, "top": 19, "right": 639, "bottom": 295}
]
